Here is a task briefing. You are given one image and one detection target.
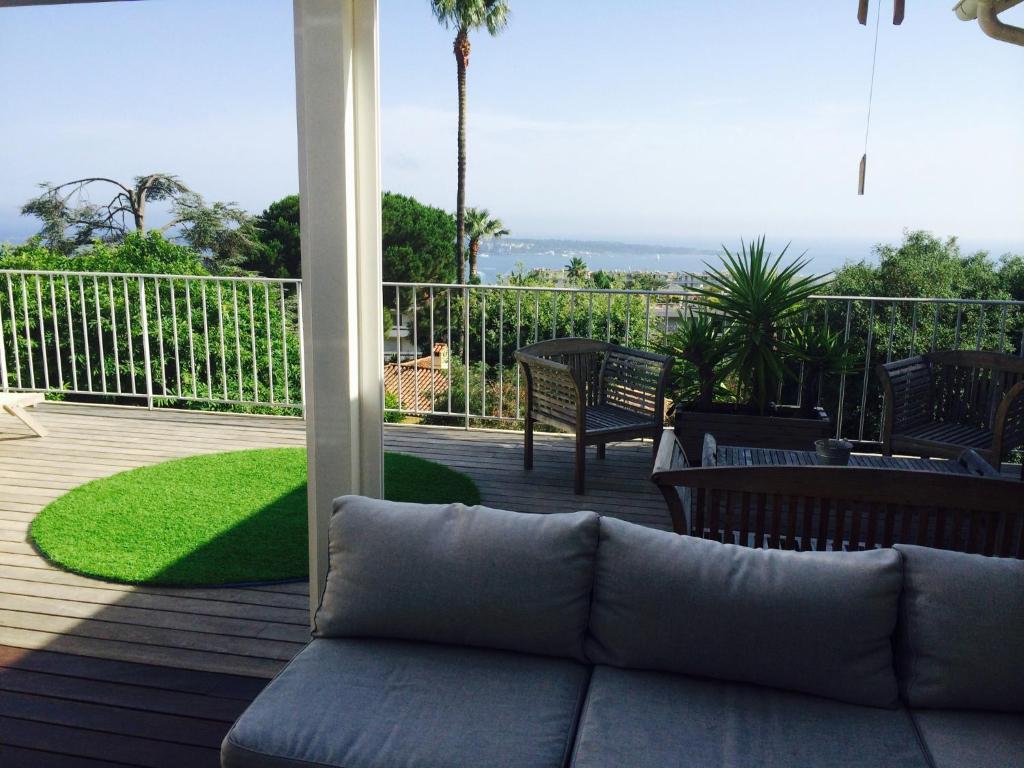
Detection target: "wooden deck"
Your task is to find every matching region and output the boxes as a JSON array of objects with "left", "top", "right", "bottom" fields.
[{"left": 0, "top": 403, "right": 667, "bottom": 767}]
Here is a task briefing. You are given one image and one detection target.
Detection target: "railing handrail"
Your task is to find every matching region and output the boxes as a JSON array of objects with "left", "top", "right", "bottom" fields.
[
  {"left": 0, "top": 268, "right": 301, "bottom": 286},
  {"left": 383, "top": 281, "right": 700, "bottom": 298}
]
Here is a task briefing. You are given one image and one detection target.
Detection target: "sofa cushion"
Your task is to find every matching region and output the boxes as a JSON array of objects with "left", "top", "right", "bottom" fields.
[
  {"left": 570, "top": 666, "right": 930, "bottom": 768},
  {"left": 894, "top": 544, "right": 1024, "bottom": 711},
  {"left": 911, "top": 709, "right": 1024, "bottom": 768},
  {"left": 585, "top": 518, "right": 903, "bottom": 706},
  {"left": 313, "top": 496, "right": 599, "bottom": 661},
  {"left": 222, "top": 638, "right": 591, "bottom": 768}
]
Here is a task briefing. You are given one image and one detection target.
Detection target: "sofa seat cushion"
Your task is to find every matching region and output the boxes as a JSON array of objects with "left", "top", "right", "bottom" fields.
[
  {"left": 586, "top": 518, "right": 903, "bottom": 707},
  {"left": 894, "top": 544, "right": 1024, "bottom": 711},
  {"left": 570, "top": 666, "right": 930, "bottom": 768},
  {"left": 314, "top": 496, "right": 599, "bottom": 661},
  {"left": 911, "top": 709, "right": 1024, "bottom": 768},
  {"left": 222, "top": 638, "right": 591, "bottom": 768}
]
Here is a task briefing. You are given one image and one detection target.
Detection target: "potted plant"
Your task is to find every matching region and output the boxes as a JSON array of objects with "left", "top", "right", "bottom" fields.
[{"left": 662, "top": 237, "right": 837, "bottom": 461}]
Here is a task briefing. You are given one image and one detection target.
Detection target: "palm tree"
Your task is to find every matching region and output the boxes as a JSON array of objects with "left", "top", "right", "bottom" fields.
[
  {"left": 465, "top": 207, "right": 509, "bottom": 280},
  {"left": 565, "top": 256, "right": 588, "bottom": 285},
  {"left": 430, "top": 0, "right": 511, "bottom": 283}
]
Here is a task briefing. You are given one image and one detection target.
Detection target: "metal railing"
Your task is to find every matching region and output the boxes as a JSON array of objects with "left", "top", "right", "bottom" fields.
[
  {"left": 382, "top": 282, "right": 1024, "bottom": 444},
  {"left": 0, "top": 269, "right": 304, "bottom": 412},
  {"left": 4, "top": 270, "right": 1024, "bottom": 442}
]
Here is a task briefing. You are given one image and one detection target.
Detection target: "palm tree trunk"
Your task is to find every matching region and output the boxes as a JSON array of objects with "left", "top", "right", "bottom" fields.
[
  {"left": 454, "top": 29, "right": 470, "bottom": 284},
  {"left": 469, "top": 239, "right": 481, "bottom": 279}
]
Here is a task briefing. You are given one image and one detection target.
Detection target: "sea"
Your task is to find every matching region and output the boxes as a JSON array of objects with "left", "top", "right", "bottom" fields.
[{"left": 472, "top": 237, "right": 880, "bottom": 283}]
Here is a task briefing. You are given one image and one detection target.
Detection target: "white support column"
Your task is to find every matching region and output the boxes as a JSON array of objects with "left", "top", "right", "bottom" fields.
[{"left": 293, "top": 0, "right": 384, "bottom": 620}]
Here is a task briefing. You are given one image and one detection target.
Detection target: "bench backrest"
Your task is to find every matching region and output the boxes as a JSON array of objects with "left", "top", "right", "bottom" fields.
[
  {"left": 652, "top": 433, "right": 1024, "bottom": 559},
  {"left": 882, "top": 351, "right": 1024, "bottom": 432}
]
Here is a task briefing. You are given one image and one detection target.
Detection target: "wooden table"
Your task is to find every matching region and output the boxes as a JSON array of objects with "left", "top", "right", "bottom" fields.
[{"left": 712, "top": 444, "right": 1000, "bottom": 477}]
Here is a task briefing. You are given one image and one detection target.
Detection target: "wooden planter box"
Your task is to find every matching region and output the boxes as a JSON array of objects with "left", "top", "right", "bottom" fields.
[{"left": 674, "top": 406, "right": 833, "bottom": 464}]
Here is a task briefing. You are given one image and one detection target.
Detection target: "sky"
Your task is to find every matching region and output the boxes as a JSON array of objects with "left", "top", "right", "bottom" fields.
[{"left": 1, "top": 0, "right": 1022, "bottom": 265}]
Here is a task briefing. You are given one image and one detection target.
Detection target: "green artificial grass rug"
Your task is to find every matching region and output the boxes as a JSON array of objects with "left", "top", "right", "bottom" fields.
[{"left": 30, "top": 448, "right": 480, "bottom": 587}]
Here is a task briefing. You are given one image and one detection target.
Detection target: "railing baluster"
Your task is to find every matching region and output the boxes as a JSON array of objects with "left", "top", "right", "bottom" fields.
[
  {"left": 296, "top": 282, "right": 306, "bottom": 415},
  {"left": 184, "top": 280, "right": 197, "bottom": 399},
  {"left": 203, "top": 282, "right": 214, "bottom": 400},
  {"left": 20, "top": 275, "right": 35, "bottom": 388},
  {"left": 481, "top": 290, "right": 487, "bottom": 417},
  {"left": 0, "top": 278, "right": 8, "bottom": 391},
  {"left": 446, "top": 288, "right": 453, "bottom": 414},
  {"left": 909, "top": 303, "right": 919, "bottom": 353},
  {"left": 264, "top": 283, "right": 274, "bottom": 404},
  {"left": 835, "top": 300, "right": 852, "bottom": 438},
  {"left": 515, "top": 290, "right": 522, "bottom": 420},
  {"left": 429, "top": 287, "right": 436, "bottom": 411},
  {"left": 998, "top": 305, "right": 1007, "bottom": 353},
  {"left": 154, "top": 280, "right": 166, "bottom": 396},
  {"left": 4, "top": 275, "right": 20, "bottom": 388},
  {"left": 48, "top": 276, "right": 63, "bottom": 389},
  {"left": 931, "top": 304, "right": 940, "bottom": 352},
  {"left": 232, "top": 284, "right": 243, "bottom": 399},
  {"left": 885, "top": 302, "right": 896, "bottom": 363},
  {"left": 858, "top": 300, "right": 875, "bottom": 441},
  {"left": 605, "top": 292, "right": 612, "bottom": 343},
  {"left": 395, "top": 287, "right": 402, "bottom": 412},
  {"left": 463, "top": 286, "right": 470, "bottom": 427},
  {"left": 644, "top": 293, "right": 652, "bottom": 348},
  {"left": 93, "top": 277, "right": 106, "bottom": 393},
  {"left": 78, "top": 276, "right": 91, "bottom": 391},
  {"left": 138, "top": 277, "right": 154, "bottom": 409},
  {"left": 412, "top": 288, "right": 419, "bottom": 413},
  {"left": 169, "top": 279, "right": 181, "bottom": 397},
  {"left": 122, "top": 277, "right": 136, "bottom": 395},
  {"left": 588, "top": 292, "right": 594, "bottom": 338},
  {"left": 34, "top": 276, "right": 50, "bottom": 389},
  {"left": 247, "top": 283, "right": 258, "bottom": 403},
  {"left": 498, "top": 291, "right": 504, "bottom": 420},
  {"left": 218, "top": 282, "right": 228, "bottom": 401},
  {"left": 107, "top": 277, "right": 121, "bottom": 394},
  {"left": 281, "top": 283, "right": 290, "bottom": 404}
]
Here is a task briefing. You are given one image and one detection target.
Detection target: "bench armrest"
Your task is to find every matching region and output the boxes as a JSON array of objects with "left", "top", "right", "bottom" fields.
[
  {"left": 992, "top": 379, "right": 1024, "bottom": 462},
  {"left": 651, "top": 428, "right": 691, "bottom": 534}
]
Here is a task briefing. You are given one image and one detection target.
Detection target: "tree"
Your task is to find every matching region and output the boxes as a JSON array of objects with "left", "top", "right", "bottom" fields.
[
  {"left": 590, "top": 270, "right": 614, "bottom": 289},
  {"left": 21, "top": 173, "right": 260, "bottom": 273},
  {"left": 248, "top": 195, "right": 301, "bottom": 278},
  {"left": 625, "top": 272, "right": 669, "bottom": 291},
  {"left": 565, "top": 256, "right": 588, "bottom": 285},
  {"left": 382, "top": 192, "right": 457, "bottom": 284},
  {"left": 830, "top": 230, "right": 1010, "bottom": 301},
  {"left": 22, "top": 174, "right": 188, "bottom": 253},
  {"left": 429, "top": 0, "right": 510, "bottom": 283},
  {"left": 464, "top": 207, "right": 508, "bottom": 280}
]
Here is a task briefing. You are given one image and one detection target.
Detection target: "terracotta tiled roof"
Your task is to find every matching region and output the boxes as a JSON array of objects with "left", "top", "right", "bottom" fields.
[{"left": 384, "top": 363, "right": 449, "bottom": 412}]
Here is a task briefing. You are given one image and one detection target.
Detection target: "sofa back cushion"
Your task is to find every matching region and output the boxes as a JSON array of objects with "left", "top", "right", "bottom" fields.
[
  {"left": 313, "top": 496, "right": 599, "bottom": 661},
  {"left": 585, "top": 518, "right": 903, "bottom": 707},
  {"left": 894, "top": 544, "right": 1024, "bottom": 712}
]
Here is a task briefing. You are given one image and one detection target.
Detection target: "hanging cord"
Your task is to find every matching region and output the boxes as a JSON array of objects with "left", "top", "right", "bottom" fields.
[{"left": 859, "top": 0, "right": 883, "bottom": 195}]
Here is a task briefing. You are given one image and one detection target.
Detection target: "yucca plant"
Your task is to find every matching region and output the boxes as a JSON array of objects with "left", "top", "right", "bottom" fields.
[
  {"left": 693, "top": 237, "right": 830, "bottom": 415},
  {"left": 784, "top": 325, "right": 859, "bottom": 416},
  {"left": 658, "top": 313, "right": 735, "bottom": 409}
]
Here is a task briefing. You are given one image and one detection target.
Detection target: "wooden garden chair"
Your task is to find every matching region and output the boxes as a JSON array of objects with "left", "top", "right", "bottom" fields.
[{"left": 515, "top": 338, "right": 672, "bottom": 494}]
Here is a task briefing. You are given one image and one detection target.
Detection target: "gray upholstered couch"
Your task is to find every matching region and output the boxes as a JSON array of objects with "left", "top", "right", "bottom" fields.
[{"left": 222, "top": 497, "right": 1024, "bottom": 768}]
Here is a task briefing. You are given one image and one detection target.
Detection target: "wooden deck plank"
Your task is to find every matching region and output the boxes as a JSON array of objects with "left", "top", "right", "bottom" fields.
[{"left": 0, "top": 401, "right": 674, "bottom": 762}]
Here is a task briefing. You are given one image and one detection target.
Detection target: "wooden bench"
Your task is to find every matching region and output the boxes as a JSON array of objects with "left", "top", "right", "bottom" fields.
[
  {"left": 651, "top": 429, "right": 1024, "bottom": 558},
  {"left": 515, "top": 338, "right": 672, "bottom": 494},
  {"left": 877, "top": 350, "right": 1024, "bottom": 476}
]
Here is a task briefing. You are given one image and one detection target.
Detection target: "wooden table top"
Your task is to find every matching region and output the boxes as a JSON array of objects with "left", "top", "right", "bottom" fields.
[{"left": 715, "top": 445, "right": 994, "bottom": 476}]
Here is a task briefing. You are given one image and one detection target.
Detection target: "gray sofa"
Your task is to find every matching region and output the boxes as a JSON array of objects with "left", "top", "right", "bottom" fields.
[{"left": 222, "top": 496, "right": 1024, "bottom": 768}]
